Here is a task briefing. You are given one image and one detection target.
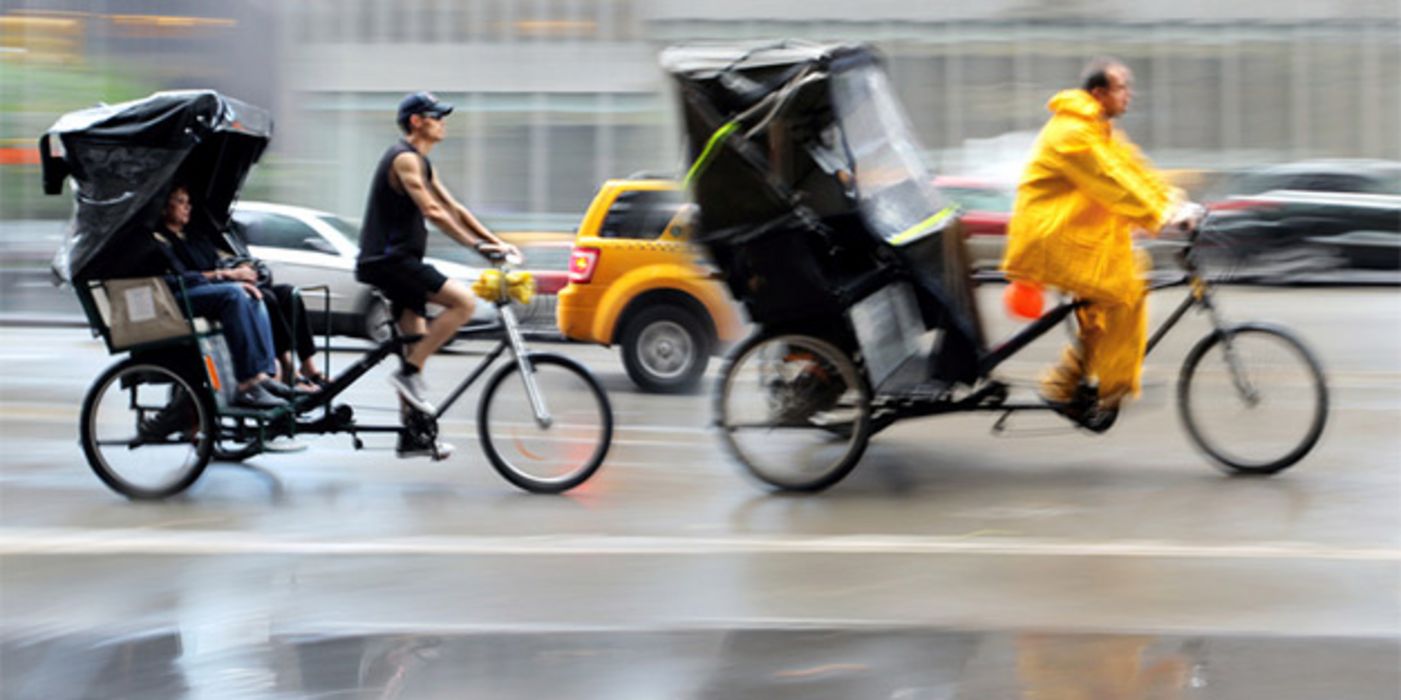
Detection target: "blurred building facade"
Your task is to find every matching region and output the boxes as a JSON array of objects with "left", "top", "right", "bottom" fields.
[{"left": 3, "top": 0, "right": 1399, "bottom": 226}]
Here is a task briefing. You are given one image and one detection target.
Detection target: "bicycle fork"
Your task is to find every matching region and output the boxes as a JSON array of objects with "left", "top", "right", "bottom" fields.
[
  {"left": 1199, "top": 289, "right": 1261, "bottom": 407},
  {"left": 499, "top": 304, "right": 553, "bottom": 428}
]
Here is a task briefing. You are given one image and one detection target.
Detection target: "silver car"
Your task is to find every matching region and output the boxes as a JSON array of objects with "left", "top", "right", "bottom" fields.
[{"left": 230, "top": 201, "right": 497, "bottom": 341}]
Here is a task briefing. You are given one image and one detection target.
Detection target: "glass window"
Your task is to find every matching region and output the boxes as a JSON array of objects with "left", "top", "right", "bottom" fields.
[
  {"left": 599, "top": 189, "right": 685, "bottom": 240},
  {"left": 234, "top": 211, "right": 332, "bottom": 254},
  {"left": 317, "top": 214, "right": 362, "bottom": 244},
  {"left": 1298, "top": 174, "right": 1374, "bottom": 193}
]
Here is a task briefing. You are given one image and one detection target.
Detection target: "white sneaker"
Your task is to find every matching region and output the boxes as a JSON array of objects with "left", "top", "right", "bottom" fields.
[
  {"left": 264, "top": 436, "right": 308, "bottom": 453},
  {"left": 389, "top": 369, "right": 435, "bottom": 414}
]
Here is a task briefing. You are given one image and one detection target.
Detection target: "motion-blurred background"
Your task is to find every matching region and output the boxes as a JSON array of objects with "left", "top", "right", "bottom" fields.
[{"left": 3, "top": 0, "right": 1398, "bottom": 226}]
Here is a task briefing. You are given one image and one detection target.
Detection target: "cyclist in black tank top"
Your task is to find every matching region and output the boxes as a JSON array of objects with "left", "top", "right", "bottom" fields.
[{"left": 355, "top": 91, "right": 519, "bottom": 458}]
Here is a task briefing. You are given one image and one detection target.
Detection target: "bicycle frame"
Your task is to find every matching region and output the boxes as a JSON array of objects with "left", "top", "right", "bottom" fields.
[
  {"left": 285, "top": 270, "right": 549, "bottom": 441},
  {"left": 884, "top": 233, "right": 1224, "bottom": 422}
]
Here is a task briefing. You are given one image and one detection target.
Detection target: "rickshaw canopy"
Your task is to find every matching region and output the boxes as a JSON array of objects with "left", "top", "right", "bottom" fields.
[
  {"left": 661, "top": 42, "right": 985, "bottom": 383},
  {"left": 41, "top": 90, "right": 272, "bottom": 283}
]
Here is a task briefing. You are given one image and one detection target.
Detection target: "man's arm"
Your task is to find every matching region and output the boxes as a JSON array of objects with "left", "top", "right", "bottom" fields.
[
  {"left": 392, "top": 152, "right": 483, "bottom": 249},
  {"left": 428, "top": 170, "right": 517, "bottom": 255},
  {"left": 1049, "top": 125, "right": 1181, "bottom": 232}
]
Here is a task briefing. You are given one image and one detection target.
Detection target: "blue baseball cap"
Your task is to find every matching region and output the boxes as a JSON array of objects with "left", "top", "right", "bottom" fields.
[{"left": 396, "top": 91, "right": 454, "bottom": 132}]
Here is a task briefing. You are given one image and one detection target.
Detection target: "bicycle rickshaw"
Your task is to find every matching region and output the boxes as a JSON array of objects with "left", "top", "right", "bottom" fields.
[
  {"left": 661, "top": 43, "right": 1329, "bottom": 491},
  {"left": 42, "top": 91, "right": 612, "bottom": 499}
]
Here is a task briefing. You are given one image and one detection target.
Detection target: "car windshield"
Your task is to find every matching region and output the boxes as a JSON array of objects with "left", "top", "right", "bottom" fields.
[
  {"left": 829, "top": 64, "right": 950, "bottom": 246},
  {"left": 317, "top": 214, "right": 362, "bottom": 242}
]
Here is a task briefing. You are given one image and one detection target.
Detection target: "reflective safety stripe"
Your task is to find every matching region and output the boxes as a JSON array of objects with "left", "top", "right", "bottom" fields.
[
  {"left": 888, "top": 205, "right": 958, "bottom": 246},
  {"left": 203, "top": 354, "right": 221, "bottom": 392},
  {"left": 683, "top": 121, "right": 739, "bottom": 188}
]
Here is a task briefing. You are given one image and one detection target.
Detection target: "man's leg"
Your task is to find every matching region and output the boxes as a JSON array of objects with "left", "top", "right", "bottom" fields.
[
  {"left": 404, "top": 279, "right": 475, "bottom": 371},
  {"left": 1040, "top": 343, "right": 1087, "bottom": 404},
  {"left": 396, "top": 309, "right": 428, "bottom": 414},
  {"left": 183, "top": 284, "right": 269, "bottom": 387},
  {"left": 181, "top": 284, "right": 287, "bottom": 408},
  {"left": 393, "top": 308, "right": 453, "bottom": 459},
  {"left": 1086, "top": 292, "right": 1148, "bottom": 408},
  {"left": 1039, "top": 299, "right": 1093, "bottom": 404}
]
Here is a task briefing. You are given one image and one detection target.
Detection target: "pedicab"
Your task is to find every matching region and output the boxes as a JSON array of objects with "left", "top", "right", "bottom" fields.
[
  {"left": 661, "top": 42, "right": 1328, "bottom": 491},
  {"left": 43, "top": 91, "right": 612, "bottom": 499}
]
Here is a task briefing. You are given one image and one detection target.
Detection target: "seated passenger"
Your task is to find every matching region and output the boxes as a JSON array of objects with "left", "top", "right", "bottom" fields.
[
  {"left": 157, "top": 188, "right": 326, "bottom": 390},
  {"left": 150, "top": 185, "right": 292, "bottom": 409}
]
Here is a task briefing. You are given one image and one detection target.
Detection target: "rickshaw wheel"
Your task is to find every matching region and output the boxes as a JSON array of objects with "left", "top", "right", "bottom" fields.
[
  {"left": 715, "top": 333, "right": 872, "bottom": 492},
  {"left": 80, "top": 359, "right": 215, "bottom": 500},
  {"left": 1178, "top": 323, "right": 1328, "bottom": 475}
]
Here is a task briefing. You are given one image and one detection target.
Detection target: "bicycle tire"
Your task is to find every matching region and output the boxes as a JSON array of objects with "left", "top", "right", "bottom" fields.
[
  {"left": 1178, "top": 323, "right": 1328, "bottom": 475},
  {"left": 80, "top": 360, "right": 215, "bottom": 499},
  {"left": 477, "top": 352, "right": 613, "bottom": 493},
  {"left": 714, "top": 332, "right": 872, "bottom": 492}
]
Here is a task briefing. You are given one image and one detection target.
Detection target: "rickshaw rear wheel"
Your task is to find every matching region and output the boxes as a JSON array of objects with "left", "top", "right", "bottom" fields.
[
  {"left": 716, "top": 332, "right": 872, "bottom": 492},
  {"left": 80, "top": 359, "right": 215, "bottom": 500}
]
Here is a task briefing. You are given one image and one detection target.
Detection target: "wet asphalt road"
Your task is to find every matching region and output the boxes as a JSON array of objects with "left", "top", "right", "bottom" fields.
[{"left": 1, "top": 285, "right": 1398, "bottom": 698}]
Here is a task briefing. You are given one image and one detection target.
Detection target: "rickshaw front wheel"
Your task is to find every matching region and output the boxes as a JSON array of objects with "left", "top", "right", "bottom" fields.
[
  {"left": 1178, "top": 323, "right": 1329, "bottom": 475},
  {"left": 716, "top": 333, "right": 872, "bottom": 492},
  {"left": 80, "top": 360, "right": 215, "bottom": 500}
]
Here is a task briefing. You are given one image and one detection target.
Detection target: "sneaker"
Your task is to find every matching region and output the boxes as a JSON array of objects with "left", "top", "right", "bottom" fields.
[
  {"left": 389, "top": 369, "right": 435, "bottom": 414},
  {"left": 262, "top": 378, "right": 317, "bottom": 400},
  {"left": 234, "top": 382, "right": 290, "bottom": 409},
  {"left": 396, "top": 432, "right": 454, "bottom": 461},
  {"left": 264, "top": 435, "right": 308, "bottom": 453}
]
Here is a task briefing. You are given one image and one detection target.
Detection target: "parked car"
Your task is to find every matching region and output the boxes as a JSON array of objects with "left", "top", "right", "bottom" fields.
[
  {"left": 230, "top": 202, "right": 556, "bottom": 341},
  {"left": 1201, "top": 160, "right": 1401, "bottom": 279},
  {"left": 556, "top": 179, "right": 746, "bottom": 393}
]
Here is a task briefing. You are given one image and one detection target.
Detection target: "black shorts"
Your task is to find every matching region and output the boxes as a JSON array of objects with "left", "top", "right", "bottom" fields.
[{"left": 356, "top": 254, "right": 448, "bottom": 319}]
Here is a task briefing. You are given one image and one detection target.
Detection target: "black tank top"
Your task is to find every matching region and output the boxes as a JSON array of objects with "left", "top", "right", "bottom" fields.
[{"left": 358, "top": 139, "right": 433, "bottom": 262}]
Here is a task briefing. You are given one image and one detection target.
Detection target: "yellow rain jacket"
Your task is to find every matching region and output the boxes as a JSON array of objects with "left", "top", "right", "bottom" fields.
[
  {"left": 1002, "top": 89, "right": 1183, "bottom": 401},
  {"left": 1002, "top": 89, "right": 1181, "bottom": 305}
]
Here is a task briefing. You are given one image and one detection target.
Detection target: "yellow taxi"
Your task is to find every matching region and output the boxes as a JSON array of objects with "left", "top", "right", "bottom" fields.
[{"left": 556, "top": 179, "right": 745, "bottom": 393}]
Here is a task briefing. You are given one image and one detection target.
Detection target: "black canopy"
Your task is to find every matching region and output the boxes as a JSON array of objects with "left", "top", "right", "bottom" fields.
[
  {"left": 41, "top": 90, "right": 272, "bottom": 282},
  {"left": 662, "top": 42, "right": 985, "bottom": 382}
]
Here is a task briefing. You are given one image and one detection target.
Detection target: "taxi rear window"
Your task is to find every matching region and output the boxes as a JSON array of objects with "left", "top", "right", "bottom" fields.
[{"left": 600, "top": 189, "right": 685, "bottom": 240}]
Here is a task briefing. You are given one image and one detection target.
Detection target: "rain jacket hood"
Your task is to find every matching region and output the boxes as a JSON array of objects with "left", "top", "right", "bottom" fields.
[
  {"left": 1001, "top": 88, "right": 1180, "bottom": 306},
  {"left": 1047, "top": 88, "right": 1105, "bottom": 121}
]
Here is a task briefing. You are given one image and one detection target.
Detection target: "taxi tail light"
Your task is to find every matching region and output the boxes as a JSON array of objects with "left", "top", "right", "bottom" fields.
[{"left": 569, "top": 246, "right": 600, "bottom": 284}]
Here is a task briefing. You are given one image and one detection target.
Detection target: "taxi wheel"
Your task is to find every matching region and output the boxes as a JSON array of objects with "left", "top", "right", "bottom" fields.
[{"left": 621, "top": 304, "right": 711, "bottom": 394}]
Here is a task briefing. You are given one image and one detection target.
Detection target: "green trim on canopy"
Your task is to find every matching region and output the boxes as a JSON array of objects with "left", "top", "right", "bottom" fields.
[{"left": 683, "top": 120, "right": 739, "bottom": 188}]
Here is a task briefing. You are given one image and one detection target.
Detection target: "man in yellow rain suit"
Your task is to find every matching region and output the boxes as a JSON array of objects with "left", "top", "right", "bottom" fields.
[{"left": 1002, "top": 57, "right": 1202, "bottom": 412}]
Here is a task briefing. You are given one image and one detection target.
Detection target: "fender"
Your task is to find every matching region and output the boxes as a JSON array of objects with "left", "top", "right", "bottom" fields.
[{"left": 591, "top": 257, "right": 741, "bottom": 345}]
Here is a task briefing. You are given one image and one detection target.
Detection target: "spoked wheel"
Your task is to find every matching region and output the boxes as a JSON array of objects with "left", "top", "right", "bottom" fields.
[
  {"left": 1178, "top": 323, "right": 1328, "bottom": 475},
  {"left": 477, "top": 353, "right": 613, "bottom": 493},
  {"left": 715, "top": 333, "right": 872, "bottom": 492},
  {"left": 80, "top": 360, "right": 215, "bottom": 499}
]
